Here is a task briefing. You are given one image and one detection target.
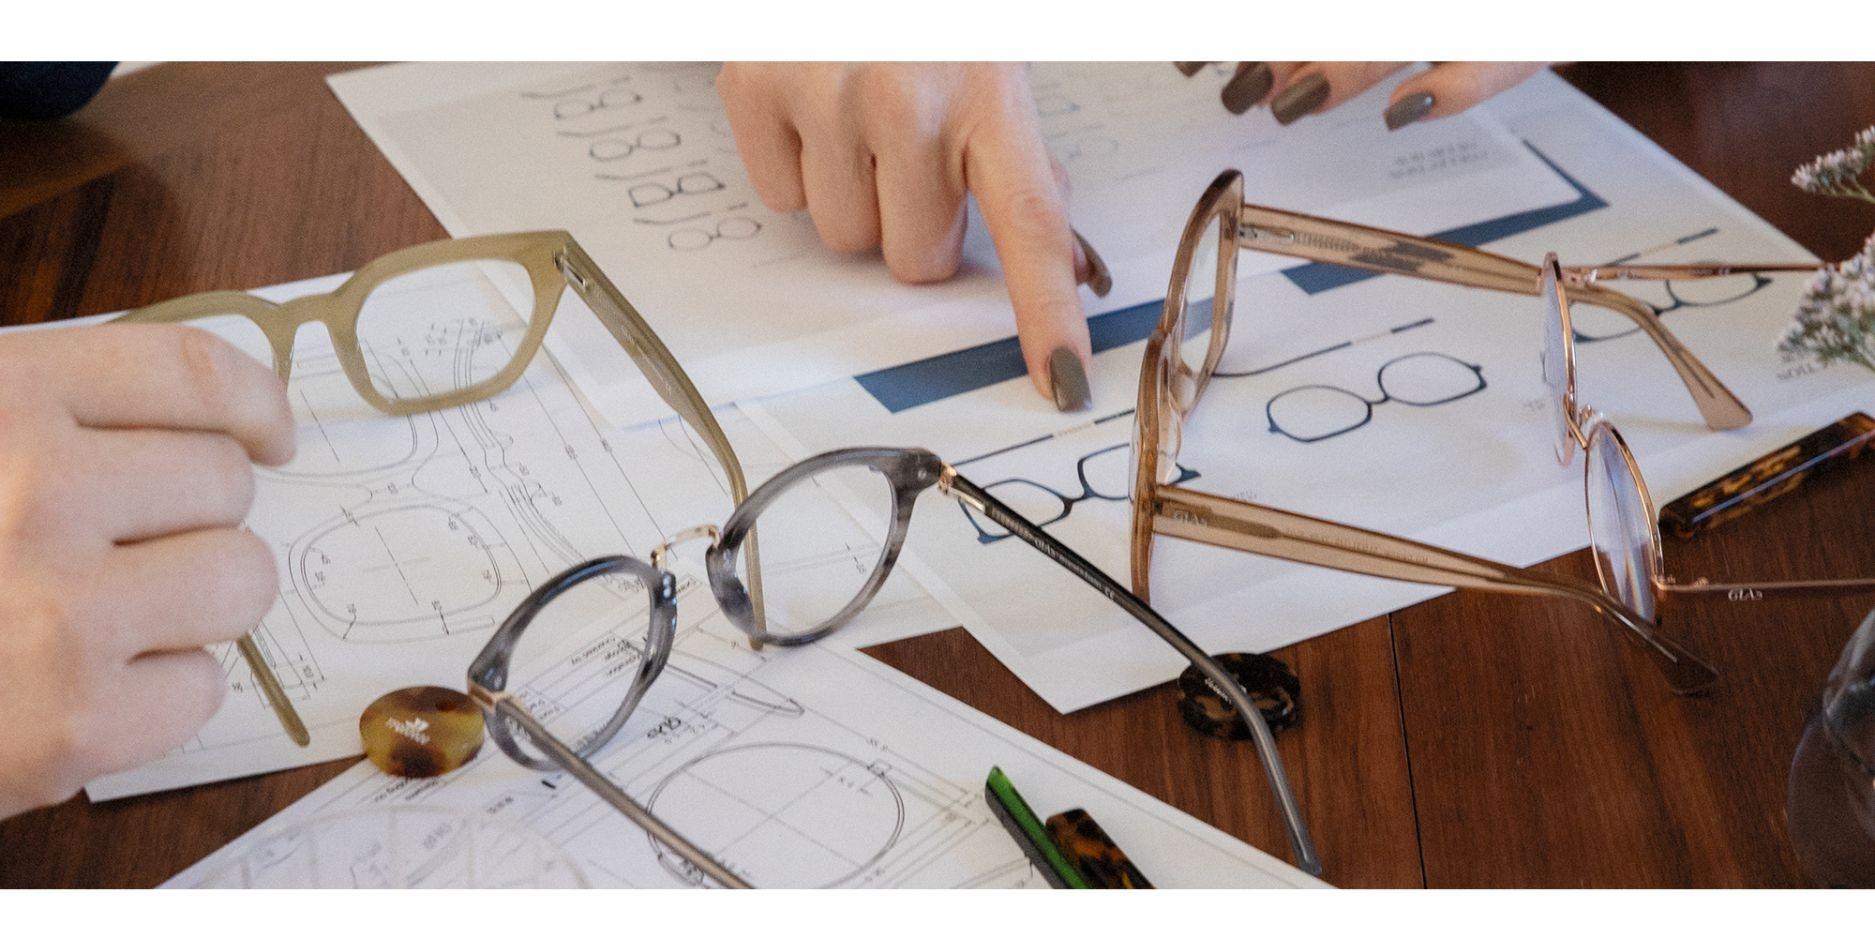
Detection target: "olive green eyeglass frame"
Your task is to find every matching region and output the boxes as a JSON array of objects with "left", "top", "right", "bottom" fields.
[{"left": 108, "top": 230, "right": 762, "bottom": 747}]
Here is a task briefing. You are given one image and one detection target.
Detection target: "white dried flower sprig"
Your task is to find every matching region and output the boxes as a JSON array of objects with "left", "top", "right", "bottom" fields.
[
  {"left": 1777, "top": 232, "right": 1875, "bottom": 373},
  {"left": 1791, "top": 125, "right": 1875, "bottom": 203},
  {"left": 1777, "top": 128, "right": 1875, "bottom": 374}
]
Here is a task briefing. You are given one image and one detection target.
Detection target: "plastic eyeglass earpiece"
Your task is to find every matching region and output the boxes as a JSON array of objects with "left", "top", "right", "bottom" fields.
[{"left": 1176, "top": 652, "right": 1302, "bottom": 740}]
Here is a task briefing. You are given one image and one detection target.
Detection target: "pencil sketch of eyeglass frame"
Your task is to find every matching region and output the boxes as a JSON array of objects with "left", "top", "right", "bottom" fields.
[
  {"left": 469, "top": 446, "right": 1324, "bottom": 886},
  {"left": 108, "top": 230, "right": 764, "bottom": 746}
]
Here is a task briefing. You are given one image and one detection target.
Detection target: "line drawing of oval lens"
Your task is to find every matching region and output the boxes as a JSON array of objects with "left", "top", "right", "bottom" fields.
[{"left": 1265, "top": 351, "right": 1486, "bottom": 445}]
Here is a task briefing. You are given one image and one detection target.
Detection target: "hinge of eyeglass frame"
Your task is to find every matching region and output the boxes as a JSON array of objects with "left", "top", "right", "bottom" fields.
[
  {"left": 1239, "top": 223, "right": 1297, "bottom": 245},
  {"left": 555, "top": 252, "right": 592, "bottom": 292},
  {"left": 466, "top": 682, "right": 509, "bottom": 711},
  {"left": 937, "top": 465, "right": 987, "bottom": 512}
]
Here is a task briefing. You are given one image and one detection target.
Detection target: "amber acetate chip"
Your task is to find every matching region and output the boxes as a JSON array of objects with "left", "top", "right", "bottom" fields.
[
  {"left": 360, "top": 686, "right": 486, "bottom": 778},
  {"left": 1176, "top": 652, "right": 1301, "bottom": 740}
]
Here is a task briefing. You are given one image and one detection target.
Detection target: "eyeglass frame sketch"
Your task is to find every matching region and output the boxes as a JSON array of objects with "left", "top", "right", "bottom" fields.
[
  {"left": 1130, "top": 170, "right": 1721, "bottom": 697},
  {"left": 959, "top": 441, "right": 1200, "bottom": 544},
  {"left": 109, "top": 230, "right": 764, "bottom": 746},
  {"left": 1263, "top": 350, "right": 1488, "bottom": 445},
  {"left": 1570, "top": 227, "right": 1781, "bottom": 343},
  {"left": 469, "top": 446, "right": 1324, "bottom": 886}
]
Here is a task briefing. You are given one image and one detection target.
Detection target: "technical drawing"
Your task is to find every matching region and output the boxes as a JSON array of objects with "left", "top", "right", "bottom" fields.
[
  {"left": 645, "top": 742, "right": 907, "bottom": 888},
  {"left": 188, "top": 806, "right": 589, "bottom": 888},
  {"left": 294, "top": 502, "right": 525, "bottom": 642}
]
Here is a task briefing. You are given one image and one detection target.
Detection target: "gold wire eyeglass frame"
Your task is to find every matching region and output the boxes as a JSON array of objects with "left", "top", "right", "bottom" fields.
[
  {"left": 107, "top": 230, "right": 760, "bottom": 745},
  {"left": 1542, "top": 254, "right": 1875, "bottom": 618},
  {"left": 1128, "top": 171, "right": 1832, "bottom": 695}
]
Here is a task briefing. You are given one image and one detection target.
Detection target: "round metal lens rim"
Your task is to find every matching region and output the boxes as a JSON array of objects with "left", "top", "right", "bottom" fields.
[{"left": 1581, "top": 419, "right": 1665, "bottom": 622}]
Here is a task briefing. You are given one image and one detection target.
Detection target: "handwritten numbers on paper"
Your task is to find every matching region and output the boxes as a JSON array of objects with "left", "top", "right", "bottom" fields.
[{"left": 521, "top": 70, "right": 766, "bottom": 255}]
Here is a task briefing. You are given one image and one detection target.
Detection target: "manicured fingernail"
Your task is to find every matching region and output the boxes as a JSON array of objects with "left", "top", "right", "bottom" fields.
[
  {"left": 1271, "top": 73, "right": 1329, "bottom": 126},
  {"left": 1073, "top": 229, "right": 1113, "bottom": 298},
  {"left": 1220, "top": 62, "right": 1273, "bottom": 115},
  {"left": 1173, "top": 62, "right": 1206, "bottom": 77},
  {"left": 1049, "top": 347, "right": 1091, "bottom": 412},
  {"left": 1383, "top": 92, "right": 1436, "bottom": 131}
]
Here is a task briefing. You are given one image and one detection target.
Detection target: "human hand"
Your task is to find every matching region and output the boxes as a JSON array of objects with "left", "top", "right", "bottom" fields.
[
  {"left": 0, "top": 325, "right": 295, "bottom": 818},
  {"left": 1181, "top": 61, "right": 1548, "bottom": 129},
  {"left": 717, "top": 62, "right": 1110, "bottom": 411}
]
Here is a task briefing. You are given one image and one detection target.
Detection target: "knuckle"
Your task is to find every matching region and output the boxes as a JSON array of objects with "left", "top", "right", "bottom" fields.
[
  {"left": 173, "top": 326, "right": 243, "bottom": 415},
  {"left": 812, "top": 211, "right": 880, "bottom": 254},
  {"left": 1001, "top": 186, "right": 1069, "bottom": 237},
  {"left": 205, "top": 437, "right": 258, "bottom": 519},
  {"left": 216, "top": 531, "right": 280, "bottom": 623},
  {"left": 885, "top": 242, "right": 963, "bottom": 285}
]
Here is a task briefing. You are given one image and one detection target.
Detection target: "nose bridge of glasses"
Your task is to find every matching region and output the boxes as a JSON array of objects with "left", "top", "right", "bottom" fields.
[{"left": 650, "top": 523, "right": 723, "bottom": 571}]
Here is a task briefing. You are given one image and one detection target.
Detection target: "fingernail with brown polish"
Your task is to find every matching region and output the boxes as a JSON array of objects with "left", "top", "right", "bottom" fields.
[
  {"left": 1383, "top": 92, "right": 1436, "bottom": 131},
  {"left": 1220, "top": 62, "right": 1273, "bottom": 115},
  {"left": 1049, "top": 347, "right": 1091, "bottom": 412},
  {"left": 1073, "top": 229, "right": 1113, "bottom": 298},
  {"left": 1173, "top": 61, "right": 1206, "bottom": 77},
  {"left": 1270, "top": 73, "right": 1329, "bottom": 126}
]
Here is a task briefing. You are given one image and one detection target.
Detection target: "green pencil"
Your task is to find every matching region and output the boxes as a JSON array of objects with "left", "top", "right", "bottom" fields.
[{"left": 984, "top": 766, "right": 1089, "bottom": 889}]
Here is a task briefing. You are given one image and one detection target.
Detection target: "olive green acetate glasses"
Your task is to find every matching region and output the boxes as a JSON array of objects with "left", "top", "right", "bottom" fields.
[{"left": 109, "top": 230, "right": 760, "bottom": 747}]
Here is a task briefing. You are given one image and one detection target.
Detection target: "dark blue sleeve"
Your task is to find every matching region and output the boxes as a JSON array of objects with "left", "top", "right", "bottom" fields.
[{"left": 0, "top": 62, "right": 117, "bottom": 120}]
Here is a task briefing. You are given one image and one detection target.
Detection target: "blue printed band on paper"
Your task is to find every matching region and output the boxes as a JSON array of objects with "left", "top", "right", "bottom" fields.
[{"left": 856, "top": 144, "right": 1606, "bottom": 414}]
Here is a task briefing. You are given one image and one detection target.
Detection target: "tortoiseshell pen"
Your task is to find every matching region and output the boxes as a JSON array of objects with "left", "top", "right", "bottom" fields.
[{"left": 1659, "top": 413, "right": 1875, "bottom": 540}]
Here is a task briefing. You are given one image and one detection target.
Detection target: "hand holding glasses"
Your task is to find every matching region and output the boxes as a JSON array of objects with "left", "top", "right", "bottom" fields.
[
  {"left": 107, "top": 231, "right": 762, "bottom": 747},
  {"left": 467, "top": 447, "right": 1321, "bottom": 886}
]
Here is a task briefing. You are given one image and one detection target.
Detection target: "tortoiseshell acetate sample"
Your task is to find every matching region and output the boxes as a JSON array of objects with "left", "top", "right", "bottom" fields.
[
  {"left": 1044, "top": 808, "right": 1155, "bottom": 889},
  {"left": 1176, "top": 651, "right": 1302, "bottom": 740},
  {"left": 1659, "top": 413, "right": 1875, "bottom": 540},
  {"left": 360, "top": 686, "right": 486, "bottom": 779}
]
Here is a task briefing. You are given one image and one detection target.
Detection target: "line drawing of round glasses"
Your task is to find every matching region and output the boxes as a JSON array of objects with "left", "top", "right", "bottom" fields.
[
  {"left": 959, "top": 442, "right": 1199, "bottom": 544},
  {"left": 1263, "top": 351, "right": 1487, "bottom": 445}
]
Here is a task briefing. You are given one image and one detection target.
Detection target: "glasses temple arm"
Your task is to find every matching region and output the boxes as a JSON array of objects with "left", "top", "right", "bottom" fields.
[
  {"left": 491, "top": 696, "right": 752, "bottom": 889},
  {"left": 1662, "top": 577, "right": 1875, "bottom": 599},
  {"left": 1149, "top": 484, "right": 1718, "bottom": 695},
  {"left": 943, "top": 470, "right": 1324, "bottom": 877},
  {"left": 1561, "top": 263, "right": 1823, "bottom": 281},
  {"left": 1226, "top": 206, "right": 1752, "bottom": 431},
  {"left": 557, "top": 242, "right": 765, "bottom": 643}
]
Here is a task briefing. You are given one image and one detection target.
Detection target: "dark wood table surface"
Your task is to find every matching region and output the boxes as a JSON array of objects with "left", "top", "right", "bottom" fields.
[{"left": 3, "top": 62, "right": 1874, "bottom": 889}]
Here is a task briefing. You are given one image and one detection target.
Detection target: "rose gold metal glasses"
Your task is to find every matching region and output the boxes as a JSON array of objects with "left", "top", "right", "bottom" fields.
[
  {"left": 1539, "top": 254, "right": 1875, "bottom": 630},
  {"left": 108, "top": 231, "right": 760, "bottom": 746},
  {"left": 1129, "top": 170, "right": 1788, "bottom": 694}
]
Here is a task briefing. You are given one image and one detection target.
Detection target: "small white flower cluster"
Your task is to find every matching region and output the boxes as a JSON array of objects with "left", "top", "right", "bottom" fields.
[
  {"left": 1791, "top": 126, "right": 1875, "bottom": 201},
  {"left": 1778, "top": 231, "right": 1875, "bottom": 373}
]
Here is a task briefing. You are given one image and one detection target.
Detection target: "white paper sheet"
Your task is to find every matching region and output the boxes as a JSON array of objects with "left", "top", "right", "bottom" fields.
[
  {"left": 164, "top": 575, "right": 1320, "bottom": 888},
  {"left": 328, "top": 61, "right": 1577, "bottom": 427},
  {"left": 76, "top": 268, "right": 953, "bottom": 800},
  {"left": 741, "top": 71, "right": 1875, "bottom": 712}
]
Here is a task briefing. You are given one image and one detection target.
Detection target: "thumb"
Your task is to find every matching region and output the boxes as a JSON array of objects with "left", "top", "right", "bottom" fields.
[{"left": 967, "top": 105, "right": 1094, "bottom": 412}]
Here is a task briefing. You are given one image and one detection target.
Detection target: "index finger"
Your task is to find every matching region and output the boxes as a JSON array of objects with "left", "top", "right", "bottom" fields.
[
  {"left": 29, "top": 324, "right": 295, "bottom": 466},
  {"left": 962, "top": 86, "right": 1092, "bottom": 410}
]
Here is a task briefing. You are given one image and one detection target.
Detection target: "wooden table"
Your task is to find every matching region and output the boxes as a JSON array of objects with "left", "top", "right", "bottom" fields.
[{"left": 4, "top": 62, "right": 1874, "bottom": 888}]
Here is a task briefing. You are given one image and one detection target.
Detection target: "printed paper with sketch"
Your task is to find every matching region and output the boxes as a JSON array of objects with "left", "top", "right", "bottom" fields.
[
  {"left": 165, "top": 576, "right": 1320, "bottom": 889},
  {"left": 744, "top": 72, "right": 1875, "bottom": 712},
  {"left": 328, "top": 61, "right": 1576, "bottom": 426},
  {"left": 79, "top": 267, "right": 951, "bottom": 800}
]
